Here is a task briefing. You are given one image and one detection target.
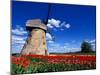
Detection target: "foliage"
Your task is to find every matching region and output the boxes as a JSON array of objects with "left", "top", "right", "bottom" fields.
[{"left": 81, "top": 41, "right": 93, "bottom": 53}]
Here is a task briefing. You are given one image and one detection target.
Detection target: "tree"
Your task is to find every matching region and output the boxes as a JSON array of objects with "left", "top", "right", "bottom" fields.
[{"left": 81, "top": 41, "right": 93, "bottom": 53}]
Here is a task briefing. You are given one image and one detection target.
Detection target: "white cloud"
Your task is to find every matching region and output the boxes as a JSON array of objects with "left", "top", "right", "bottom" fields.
[
  {"left": 60, "top": 21, "right": 66, "bottom": 26},
  {"left": 83, "top": 39, "right": 96, "bottom": 51},
  {"left": 47, "top": 18, "right": 71, "bottom": 31},
  {"left": 12, "top": 25, "right": 27, "bottom": 35},
  {"left": 48, "top": 42, "right": 81, "bottom": 53},
  {"left": 89, "top": 39, "right": 96, "bottom": 51},
  {"left": 12, "top": 36, "right": 26, "bottom": 44},
  {"left": 11, "top": 35, "right": 27, "bottom": 53},
  {"left": 12, "top": 35, "right": 27, "bottom": 41},
  {"left": 48, "top": 40, "right": 54, "bottom": 43},
  {"left": 15, "top": 41, "right": 25, "bottom": 44},
  {"left": 11, "top": 43, "right": 24, "bottom": 53},
  {"left": 11, "top": 25, "right": 28, "bottom": 53},
  {"left": 49, "top": 43, "right": 60, "bottom": 47},
  {"left": 48, "top": 18, "right": 60, "bottom": 28},
  {"left": 47, "top": 24, "right": 53, "bottom": 28},
  {"left": 46, "top": 33, "right": 53, "bottom": 41},
  {"left": 65, "top": 24, "right": 71, "bottom": 28},
  {"left": 90, "top": 39, "right": 96, "bottom": 43}
]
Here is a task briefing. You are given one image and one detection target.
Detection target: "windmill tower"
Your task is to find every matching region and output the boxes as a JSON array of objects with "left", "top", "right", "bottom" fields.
[
  {"left": 21, "top": 19, "right": 48, "bottom": 55},
  {"left": 21, "top": 4, "right": 52, "bottom": 55}
]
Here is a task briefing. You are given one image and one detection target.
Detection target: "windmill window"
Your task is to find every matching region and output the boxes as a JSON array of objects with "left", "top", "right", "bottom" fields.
[
  {"left": 43, "top": 42, "right": 45, "bottom": 45},
  {"left": 42, "top": 36, "right": 44, "bottom": 38}
]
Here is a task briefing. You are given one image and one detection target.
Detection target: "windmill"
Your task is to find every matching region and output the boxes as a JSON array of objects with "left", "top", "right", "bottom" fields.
[{"left": 21, "top": 3, "right": 52, "bottom": 55}]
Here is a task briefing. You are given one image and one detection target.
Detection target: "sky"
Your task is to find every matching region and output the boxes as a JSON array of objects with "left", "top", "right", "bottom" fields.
[{"left": 11, "top": 1, "right": 96, "bottom": 53}]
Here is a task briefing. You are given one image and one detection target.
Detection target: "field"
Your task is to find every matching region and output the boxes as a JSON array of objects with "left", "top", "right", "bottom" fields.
[{"left": 11, "top": 54, "right": 96, "bottom": 74}]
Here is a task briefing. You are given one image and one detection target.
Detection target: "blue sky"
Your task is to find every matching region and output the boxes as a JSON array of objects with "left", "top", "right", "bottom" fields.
[{"left": 12, "top": 1, "right": 96, "bottom": 53}]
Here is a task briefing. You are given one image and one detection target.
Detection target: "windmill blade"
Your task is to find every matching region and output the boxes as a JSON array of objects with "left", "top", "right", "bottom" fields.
[
  {"left": 44, "top": 3, "right": 55, "bottom": 42},
  {"left": 45, "top": 3, "right": 51, "bottom": 24}
]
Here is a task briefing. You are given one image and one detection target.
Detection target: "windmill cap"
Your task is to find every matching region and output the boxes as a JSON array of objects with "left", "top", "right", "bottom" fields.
[{"left": 26, "top": 19, "right": 47, "bottom": 30}]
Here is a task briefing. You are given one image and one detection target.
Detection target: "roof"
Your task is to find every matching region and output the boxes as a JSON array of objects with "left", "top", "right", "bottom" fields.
[{"left": 26, "top": 19, "right": 47, "bottom": 30}]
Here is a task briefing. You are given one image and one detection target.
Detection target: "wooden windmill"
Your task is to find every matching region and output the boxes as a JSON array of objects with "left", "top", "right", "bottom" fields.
[{"left": 21, "top": 4, "right": 51, "bottom": 55}]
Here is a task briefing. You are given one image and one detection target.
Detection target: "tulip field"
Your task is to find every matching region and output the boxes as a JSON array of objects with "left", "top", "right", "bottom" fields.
[{"left": 11, "top": 54, "right": 96, "bottom": 74}]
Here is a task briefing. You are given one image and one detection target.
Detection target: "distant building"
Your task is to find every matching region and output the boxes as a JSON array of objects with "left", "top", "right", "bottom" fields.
[{"left": 21, "top": 19, "right": 48, "bottom": 55}]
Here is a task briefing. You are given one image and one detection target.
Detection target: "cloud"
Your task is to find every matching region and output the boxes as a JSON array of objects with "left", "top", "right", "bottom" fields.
[
  {"left": 12, "top": 36, "right": 26, "bottom": 44},
  {"left": 11, "top": 43, "right": 24, "bottom": 53},
  {"left": 11, "top": 25, "right": 28, "bottom": 53},
  {"left": 49, "top": 43, "right": 60, "bottom": 47},
  {"left": 48, "top": 18, "right": 60, "bottom": 28},
  {"left": 89, "top": 39, "right": 96, "bottom": 51},
  {"left": 12, "top": 25, "right": 27, "bottom": 35},
  {"left": 47, "top": 18, "right": 71, "bottom": 30},
  {"left": 60, "top": 21, "right": 66, "bottom": 26},
  {"left": 46, "top": 19, "right": 71, "bottom": 43},
  {"left": 12, "top": 35, "right": 27, "bottom": 41},
  {"left": 84, "top": 39, "right": 96, "bottom": 51},
  {"left": 90, "top": 39, "right": 96, "bottom": 43},
  {"left": 47, "top": 40, "right": 54, "bottom": 43},
  {"left": 61, "top": 22, "right": 71, "bottom": 29},
  {"left": 65, "top": 24, "right": 71, "bottom": 28},
  {"left": 46, "top": 33, "right": 53, "bottom": 41},
  {"left": 11, "top": 35, "right": 26, "bottom": 53},
  {"left": 48, "top": 42, "right": 81, "bottom": 53},
  {"left": 47, "top": 24, "right": 53, "bottom": 28},
  {"left": 46, "top": 32, "right": 56, "bottom": 44}
]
